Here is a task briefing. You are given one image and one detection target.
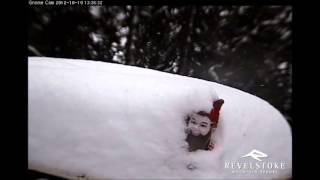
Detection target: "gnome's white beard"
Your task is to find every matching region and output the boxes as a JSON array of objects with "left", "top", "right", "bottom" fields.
[{"left": 186, "top": 129, "right": 212, "bottom": 151}]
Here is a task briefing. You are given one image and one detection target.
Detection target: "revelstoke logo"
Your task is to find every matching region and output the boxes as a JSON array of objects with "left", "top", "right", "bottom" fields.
[
  {"left": 224, "top": 149, "right": 287, "bottom": 175},
  {"left": 241, "top": 149, "right": 268, "bottom": 161}
]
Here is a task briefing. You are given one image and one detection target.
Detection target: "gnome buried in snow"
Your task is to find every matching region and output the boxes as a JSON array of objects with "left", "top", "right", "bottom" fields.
[{"left": 185, "top": 99, "right": 224, "bottom": 152}]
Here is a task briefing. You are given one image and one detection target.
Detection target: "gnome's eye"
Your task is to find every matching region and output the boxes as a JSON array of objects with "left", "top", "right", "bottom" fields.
[
  {"left": 190, "top": 120, "right": 197, "bottom": 125},
  {"left": 200, "top": 124, "right": 207, "bottom": 128}
]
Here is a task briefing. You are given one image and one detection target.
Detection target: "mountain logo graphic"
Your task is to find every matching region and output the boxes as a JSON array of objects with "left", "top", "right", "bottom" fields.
[{"left": 241, "top": 149, "right": 268, "bottom": 161}]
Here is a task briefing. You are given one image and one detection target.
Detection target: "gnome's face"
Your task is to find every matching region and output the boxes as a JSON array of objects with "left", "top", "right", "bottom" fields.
[{"left": 187, "top": 113, "right": 212, "bottom": 136}]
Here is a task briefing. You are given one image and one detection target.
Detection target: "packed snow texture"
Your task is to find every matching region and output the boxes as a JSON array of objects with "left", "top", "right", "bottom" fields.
[{"left": 28, "top": 57, "right": 292, "bottom": 179}]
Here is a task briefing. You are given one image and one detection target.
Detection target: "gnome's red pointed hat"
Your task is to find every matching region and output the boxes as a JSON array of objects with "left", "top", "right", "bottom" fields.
[{"left": 209, "top": 99, "right": 224, "bottom": 128}]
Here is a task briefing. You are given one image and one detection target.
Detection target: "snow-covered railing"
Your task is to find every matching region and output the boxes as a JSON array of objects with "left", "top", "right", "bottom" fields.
[{"left": 28, "top": 57, "right": 291, "bottom": 179}]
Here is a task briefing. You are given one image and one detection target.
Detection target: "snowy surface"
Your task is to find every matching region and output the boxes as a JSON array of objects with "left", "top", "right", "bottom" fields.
[{"left": 28, "top": 57, "right": 292, "bottom": 179}]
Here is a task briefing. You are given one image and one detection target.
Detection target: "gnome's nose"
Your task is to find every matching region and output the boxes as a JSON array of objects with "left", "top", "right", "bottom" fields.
[{"left": 191, "top": 127, "right": 201, "bottom": 136}]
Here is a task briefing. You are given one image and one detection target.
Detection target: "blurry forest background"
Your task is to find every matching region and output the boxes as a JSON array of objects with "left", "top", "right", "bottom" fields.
[{"left": 28, "top": 6, "right": 292, "bottom": 126}]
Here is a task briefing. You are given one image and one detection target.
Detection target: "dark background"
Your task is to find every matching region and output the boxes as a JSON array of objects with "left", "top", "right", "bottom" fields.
[{"left": 28, "top": 5, "right": 292, "bottom": 127}]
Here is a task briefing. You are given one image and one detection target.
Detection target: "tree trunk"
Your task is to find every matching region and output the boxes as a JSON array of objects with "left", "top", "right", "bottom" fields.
[{"left": 178, "top": 7, "right": 196, "bottom": 76}]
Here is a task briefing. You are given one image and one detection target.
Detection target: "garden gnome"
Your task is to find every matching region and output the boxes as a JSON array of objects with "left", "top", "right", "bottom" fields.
[{"left": 185, "top": 99, "right": 224, "bottom": 152}]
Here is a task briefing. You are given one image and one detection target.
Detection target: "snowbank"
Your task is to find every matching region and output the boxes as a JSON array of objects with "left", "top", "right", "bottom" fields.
[{"left": 28, "top": 57, "right": 292, "bottom": 179}]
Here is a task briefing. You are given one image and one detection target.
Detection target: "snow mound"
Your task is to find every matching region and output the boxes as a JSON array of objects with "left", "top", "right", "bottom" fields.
[{"left": 28, "top": 57, "right": 291, "bottom": 179}]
